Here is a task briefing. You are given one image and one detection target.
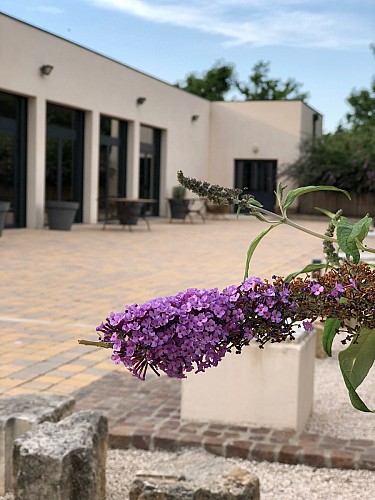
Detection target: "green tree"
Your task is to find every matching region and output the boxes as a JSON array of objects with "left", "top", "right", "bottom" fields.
[
  {"left": 236, "top": 60, "right": 309, "bottom": 101},
  {"left": 284, "top": 127, "right": 375, "bottom": 193},
  {"left": 175, "top": 61, "right": 235, "bottom": 101},
  {"left": 285, "top": 45, "right": 375, "bottom": 193},
  {"left": 345, "top": 44, "right": 375, "bottom": 129}
]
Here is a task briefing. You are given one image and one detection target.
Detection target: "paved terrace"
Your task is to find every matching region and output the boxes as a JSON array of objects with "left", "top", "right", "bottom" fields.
[{"left": 1, "top": 215, "right": 374, "bottom": 470}]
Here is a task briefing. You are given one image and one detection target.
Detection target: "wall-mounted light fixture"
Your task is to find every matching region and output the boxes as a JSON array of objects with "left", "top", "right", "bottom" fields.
[
  {"left": 136, "top": 97, "right": 146, "bottom": 105},
  {"left": 191, "top": 114, "right": 199, "bottom": 122},
  {"left": 40, "top": 64, "right": 54, "bottom": 76},
  {"left": 252, "top": 144, "right": 259, "bottom": 154}
]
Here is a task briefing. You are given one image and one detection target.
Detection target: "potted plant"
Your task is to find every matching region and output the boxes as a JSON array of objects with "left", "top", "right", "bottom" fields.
[
  {"left": 167, "top": 185, "right": 190, "bottom": 222},
  {"left": 0, "top": 201, "right": 10, "bottom": 237},
  {"left": 45, "top": 200, "right": 80, "bottom": 231}
]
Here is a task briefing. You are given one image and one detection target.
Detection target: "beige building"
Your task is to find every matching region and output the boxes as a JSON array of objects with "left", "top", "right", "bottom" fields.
[{"left": 0, "top": 13, "right": 322, "bottom": 228}]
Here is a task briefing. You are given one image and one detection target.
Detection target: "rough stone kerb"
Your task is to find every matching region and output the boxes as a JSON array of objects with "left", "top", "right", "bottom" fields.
[
  {"left": 0, "top": 394, "right": 75, "bottom": 495},
  {"left": 13, "top": 410, "right": 108, "bottom": 500}
]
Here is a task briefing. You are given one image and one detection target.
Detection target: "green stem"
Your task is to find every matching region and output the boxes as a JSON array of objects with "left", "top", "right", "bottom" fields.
[
  {"left": 78, "top": 339, "right": 114, "bottom": 348},
  {"left": 248, "top": 205, "right": 337, "bottom": 242}
]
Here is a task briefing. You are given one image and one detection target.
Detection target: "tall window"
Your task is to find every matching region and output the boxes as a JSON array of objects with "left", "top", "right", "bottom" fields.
[
  {"left": 46, "top": 103, "right": 84, "bottom": 221},
  {"left": 139, "top": 125, "right": 161, "bottom": 215},
  {"left": 0, "top": 91, "right": 27, "bottom": 227},
  {"left": 98, "top": 116, "right": 127, "bottom": 221}
]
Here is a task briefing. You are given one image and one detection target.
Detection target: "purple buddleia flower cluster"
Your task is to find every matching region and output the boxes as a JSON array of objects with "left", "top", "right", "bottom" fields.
[
  {"left": 95, "top": 267, "right": 371, "bottom": 380},
  {"left": 234, "top": 276, "right": 299, "bottom": 347},
  {"left": 96, "top": 286, "right": 246, "bottom": 380}
]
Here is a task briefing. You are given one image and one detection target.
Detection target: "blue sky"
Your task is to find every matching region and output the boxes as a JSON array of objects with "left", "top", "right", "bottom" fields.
[{"left": 1, "top": 0, "right": 374, "bottom": 132}]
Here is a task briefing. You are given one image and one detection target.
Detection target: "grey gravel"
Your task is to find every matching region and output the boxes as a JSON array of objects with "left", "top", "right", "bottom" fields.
[
  {"left": 106, "top": 448, "right": 375, "bottom": 500},
  {"left": 305, "top": 338, "right": 375, "bottom": 441}
]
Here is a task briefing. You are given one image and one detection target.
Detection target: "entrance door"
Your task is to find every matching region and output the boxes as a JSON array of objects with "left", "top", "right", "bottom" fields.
[
  {"left": 98, "top": 116, "right": 127, "bottom": 221},
  {"left": 234, "top": 159, "right": 277, "bottom": 211},
  {"left": 46, "top": 103, "right": 84, "bottom": 222},
  {"left": 0, "top": 91, "right": 27, "bottom": 227},
  {"left": 139, "top": 125, "right": 161, "bottom": 216}
]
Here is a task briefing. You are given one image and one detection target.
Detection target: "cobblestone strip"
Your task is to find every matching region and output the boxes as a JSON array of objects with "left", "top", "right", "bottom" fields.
[{"left": 74, "top": 372, "right": 375, "bottom": 471}]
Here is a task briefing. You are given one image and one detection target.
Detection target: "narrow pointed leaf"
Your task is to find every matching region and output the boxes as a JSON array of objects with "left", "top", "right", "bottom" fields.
[
  {"left": 340, "top": 370, "right": 373, "bottom": 412},
  {"left": 246, "top": 198, "right": 263, "bottom": 208},
  {"left": 338, "top": 328, "right": 375, "bottom": 412},
  {"left": 244, "top": 224, "right": 279, "bottom": 280},
  {"left": 283, "top": 186, "right": 350, "bottom": 211},
  {"left": 285, "top": 263, "right": 327, "bottom": 282},
  {"left": 322, "top": 318, "right": 341, "bottom": 357},
  {"left": 314, "top": 207, "right": 337, "bottom": 219}
]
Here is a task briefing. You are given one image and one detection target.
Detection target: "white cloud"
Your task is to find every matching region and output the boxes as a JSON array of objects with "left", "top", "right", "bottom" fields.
[
  {"left": 85, "top": 0, "right": 373, "bottom": 49},
  {"left": 35, "top": 5, "right": 64, "bottom": 14}
]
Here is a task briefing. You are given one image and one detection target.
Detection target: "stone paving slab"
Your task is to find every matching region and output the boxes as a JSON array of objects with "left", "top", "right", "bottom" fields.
[
  {"left": 74, "top": 371, "right": 375, "bottom": 471},
  {"left": 0, "top": 216, "right": 327, "bottom": 397}
]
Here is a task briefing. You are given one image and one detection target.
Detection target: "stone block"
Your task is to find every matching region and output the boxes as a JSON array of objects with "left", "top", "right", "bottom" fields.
[
  {"left": 129, "top": 466, "right": 260, "bottom": 499},
  {"left": 0, "top": 394, "right": 75, "bottom": 495},
  {"left": 13, "top": 410, "right": 108, "bottom": 500}
]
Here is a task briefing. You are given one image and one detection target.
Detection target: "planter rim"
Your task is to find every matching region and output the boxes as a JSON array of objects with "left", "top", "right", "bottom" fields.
[{"left": 46, "top": 201, "right": 80, "bottom": 210}]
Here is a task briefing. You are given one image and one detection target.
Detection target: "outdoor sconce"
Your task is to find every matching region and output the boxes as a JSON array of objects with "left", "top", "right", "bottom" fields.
[
  {"left": 40, "top": 64, "right": 54, "bottom": 76},
  {"left": 191, "top": 114, "right": 199, "bottom": 122},
  {"left": 136, "top": 97, "right": 146, "bottom": 105}
]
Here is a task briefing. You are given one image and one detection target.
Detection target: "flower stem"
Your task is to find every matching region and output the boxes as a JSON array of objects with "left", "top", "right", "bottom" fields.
[{"left": 78, "top": 339, "right": 114, "bottom": 348}]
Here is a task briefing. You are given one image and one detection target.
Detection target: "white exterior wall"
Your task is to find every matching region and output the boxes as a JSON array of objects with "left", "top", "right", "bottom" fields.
[
  {"left": 0, "top": 14, "right": 210, "bottom": 226},
  {"left": 0, "top": 14, "right": 322, "bottom": 227},
  {"left": 208, "top": 100, "right": 319, "bottom": 187}
]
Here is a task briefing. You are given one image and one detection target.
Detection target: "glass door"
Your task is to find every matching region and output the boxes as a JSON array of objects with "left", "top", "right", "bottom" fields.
[
  {"left": 0, "top": 91, "right": 27, "bottom": 227},
  {"left": 46, "top": 103, "right": 84, "bottom": 222},
  {"left": 139, "top": 125, "right": 161, "bottom": 216},
  {"left": 98, "top": 116, "right": 127, "bottom": 221},
  {"left": 234, "top": 159, "right": 277, "bottom": 211}
]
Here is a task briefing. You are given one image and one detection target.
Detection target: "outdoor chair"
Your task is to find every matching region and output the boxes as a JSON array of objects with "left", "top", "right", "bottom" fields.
[
  {"left": 167, "top": 198, "right": 205, "bottom": 223},
  {"left": 102, "top": 199, "right": 151, "bottom": 231}
]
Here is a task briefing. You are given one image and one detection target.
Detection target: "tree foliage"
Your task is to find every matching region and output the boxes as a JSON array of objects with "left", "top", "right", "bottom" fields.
[
  {"left": 175, "top": 60, "right": 308, "bottom": 102},
  {"left": 285, "top": 45, "right": 375, "bottom": 193},
  {"left": 175, "top": 61, "right": 235, "bottom": 101},
  {"left": 235, "top": 60, "right": 309, "bottom": 101},
  {"left": 284, "top": 127, "right": 375, "bottom": 193},
  {"left": 346, "top": 44, "right": 375, "bottom": 129}
]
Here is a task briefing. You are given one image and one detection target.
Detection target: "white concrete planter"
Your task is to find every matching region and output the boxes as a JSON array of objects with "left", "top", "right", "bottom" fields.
[{"left": 181, "top": 328, "right": 316, "bottom": 433}]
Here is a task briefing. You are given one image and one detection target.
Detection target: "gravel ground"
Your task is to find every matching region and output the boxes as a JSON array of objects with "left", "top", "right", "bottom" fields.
[
  {"left": 106, "top": 448, "right": 375, "bottom": 500},
  {"left": 2, "top": 342, "right": 375, "bottom": 499},
  {"left": 102, "top": 342, "right": 375, "bottom": 500}
]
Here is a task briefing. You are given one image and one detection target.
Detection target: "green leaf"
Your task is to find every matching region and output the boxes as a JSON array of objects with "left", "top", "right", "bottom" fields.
[
  {"left": 246, "top": 198, "right": 263, "bottom": 208},
  {"left": 276, "top": 183, "right": 287, "bottom": 215},
  {"left": 314, "top": 207, "right": 337, "bottom": 219},
  {"left": 340, "top": 371, "right": 373, "bottom": 412},
  {"left": 322, "top": 318, "right": 341, "bottom": 357},
  {"left": 350, "top": 215, "right": 373, "bottom": 244},
  {"left": 283, "top": 185, "right": 350, "bottom": 212},
  {"left": 276, "top": 183, "right": 287, "bottom": 204},
  {"left": 333, "top": 215, "right": 373, "bottom": 263},
  {"left": 338, "top": 328, "right": 375, "bottom": 412},
  {"left": 244, "top": 224, "right": 279, "bottom": 280},
  {"left": 285, "top": 262, "right": 327, "bottom": 282},
  {"left": 333, "top": 218, "right": 360, "bottom": 263}
]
